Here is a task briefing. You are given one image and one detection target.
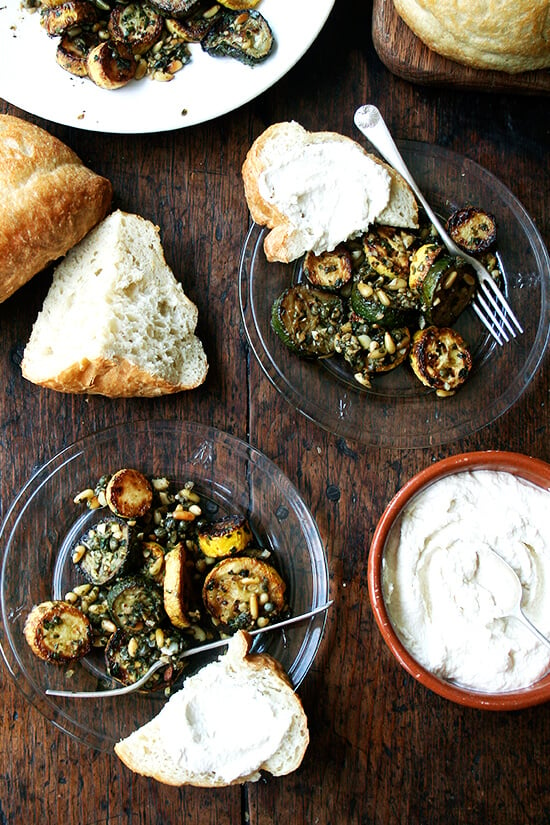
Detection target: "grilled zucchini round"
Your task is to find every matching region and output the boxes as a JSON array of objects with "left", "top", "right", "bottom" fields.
[
  {"left": 73, "top": 516, "right": 135, "bottom": 586},
  {"left": 409, "top": 326, "right": 472, "bottom": 395},
  {"left": 106, "top": 468, "right": 153, "bottom": 519},
  {"left": 420, "top": 255, "right": 477, "bottom": 326},
  {"left": 108, "top": 4, "right": 164, "bottom": 55},
  {"left": 86, "top": 41, "right": 137, "bottom": 90},
  {"left": 41, "top": 1, "right": 97, "bottom": 36},
  {"left": 201, "top": 9, "right": 274, "bottom": 65},
  {"left": 303, "top": 245, "right": 353, "bottom": 291},
  {"left": 271, "top": 285, "right": 344, "bottom": 358},
  {"left": 446, "top": 206, "right": 497, "bottom": 255},
  {"left": 56, "top": 30, "right": 99, "bottom": 77},
  {"left": 105, "top": 628, "right": 183, "bottom": 687},
  {"left": 350, "top": 281, "right": 414, "bottom": 329},
  {"left": 24, "top": 600, "right": 92, "bottom": 664},
  {"left": 202, "top": 556, "right": 287, "bottom": 631},
  {"left": 107, "top": 576, "right": 164, "bottom": 634}
]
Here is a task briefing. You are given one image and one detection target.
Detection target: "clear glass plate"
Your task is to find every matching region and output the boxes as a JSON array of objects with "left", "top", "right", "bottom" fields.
[
  {"left": 0, "top": 420, "right": 329, "bottom": 751},
  {"left": 239, "top": 141, "right": 550, "bottom": 448}
]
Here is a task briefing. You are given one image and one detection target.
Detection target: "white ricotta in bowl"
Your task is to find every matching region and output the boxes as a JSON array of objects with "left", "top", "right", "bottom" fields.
[{"left": 382, "top": 470, "right": 550, "bottom": 692}]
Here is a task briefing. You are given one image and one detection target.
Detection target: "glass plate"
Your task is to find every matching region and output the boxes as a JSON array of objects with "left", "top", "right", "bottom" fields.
[
  {"left": 239, "top": 141, "right": 550, "bottom": 448},
  {"left": 0, "top": 420, "right": 329, "bottom": 751},
  {"left": 0, "top": 0, "right": 334, "bottom": 133}
]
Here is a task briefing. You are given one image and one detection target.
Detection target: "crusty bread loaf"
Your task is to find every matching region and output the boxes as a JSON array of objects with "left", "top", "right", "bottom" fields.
[
  {"left": 114, "top": 631, "right": 309, "bottom": 787},
  {"left": 242, "top": 121, "right": 418, "bottom": 263},
  {"left": 393, "top": 0, "right": 550, "bottom": 74},
  {"left": 21, "top": 210, "right": 208, "bottom": 397},
  {"left": 0, "top": 114, "right": 112, "bottom": 304}
]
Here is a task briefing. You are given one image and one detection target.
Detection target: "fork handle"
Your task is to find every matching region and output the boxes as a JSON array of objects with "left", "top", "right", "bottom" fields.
[{"left": 354, "top": 105, "right": 449, "bottom": 241}]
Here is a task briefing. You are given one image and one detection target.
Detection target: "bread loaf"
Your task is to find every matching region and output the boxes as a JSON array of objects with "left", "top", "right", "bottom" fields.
[
  {"left": 114, "top": 631, "right": 309, "bottom": 787},
  {"left": 0, "top": 114, "right": 112, "bottom": 304},
  {"left": 21, "top": 210, "right": 208, "bottom": 397},
  {"left": 393, "top": 0, "right": 550, "bottom": 74},
  {"left": 242, "top": 121, "right": 418, "bottom": 263}
]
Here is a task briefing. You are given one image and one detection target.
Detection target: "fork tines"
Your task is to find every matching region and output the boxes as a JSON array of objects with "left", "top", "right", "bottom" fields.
[{"left": 473, "top": 278, "right": 523, "bottom": 346}]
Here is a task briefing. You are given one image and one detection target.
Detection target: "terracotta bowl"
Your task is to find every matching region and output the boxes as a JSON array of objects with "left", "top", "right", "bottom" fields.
[{"left": 368, "top": 451, "right": 550, "bottom": 710}]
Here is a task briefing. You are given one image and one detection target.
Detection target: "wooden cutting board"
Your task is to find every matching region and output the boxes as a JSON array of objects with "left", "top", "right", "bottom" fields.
[{"left": 372, "top": 0, "right": 550, "bottom": 95}]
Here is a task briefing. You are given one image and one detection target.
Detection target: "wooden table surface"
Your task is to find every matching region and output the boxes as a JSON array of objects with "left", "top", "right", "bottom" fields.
[{"left": 1, "top": 1, "right": 549, "bottom": 823}]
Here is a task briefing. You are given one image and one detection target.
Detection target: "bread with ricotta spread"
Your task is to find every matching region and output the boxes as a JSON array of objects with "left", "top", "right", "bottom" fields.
[
  {"left": 0, "top": 114, "right": 112, "bottom": 304},
  {"left": 21, "top": 210, "right": 208, "bottom": 397},
  {"left": 114, "top": 630, "right": 310, "bottom": 786},
  {"left": 242, "top": 121, "right": 418, "bottom": 263},
  {"left": 393, "top": 0, "right": 550, "bottom": 74}
]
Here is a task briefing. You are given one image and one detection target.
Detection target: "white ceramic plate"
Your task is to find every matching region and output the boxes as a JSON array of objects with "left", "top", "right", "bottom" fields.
[{"left": 0, "top": 0, "right": 335, "bottom": 133}]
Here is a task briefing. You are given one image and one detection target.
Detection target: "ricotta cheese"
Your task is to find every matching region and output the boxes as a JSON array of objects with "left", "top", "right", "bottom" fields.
[
  {"left": 382, "top": 470, "right": 550, "bottom": 692},
  {"left": 257, "top": 141, "right": 391, "bottom": 255},
  {"left": 159, "top": 668, "right": 293, "bottom": 784}
]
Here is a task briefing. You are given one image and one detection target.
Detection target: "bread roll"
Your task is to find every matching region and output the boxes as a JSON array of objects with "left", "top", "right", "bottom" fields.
[
  {"left": 242, "top": 121, "right": 418, "bottom": 263},
  {"left": 21, "top": 210, "right": 208, "bottom": 397},
  {"left": 0, "top": 114, "right": 112, "bottom": 303},
  {"left": 393, "top": 0, "right": 550, "bottom": 74},
  {"left": 114, "top": 631, "right": 310, "bottom": 786}
]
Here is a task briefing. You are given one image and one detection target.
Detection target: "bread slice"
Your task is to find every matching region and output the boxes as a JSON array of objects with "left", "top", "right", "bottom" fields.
[
  {"left": 242, "top": 121, "right": 418, "bottom": 263},
  {"left": 0, "top": 114, "right": 112, "bottom": 304},
  {"left": 114, "top": 631, "right": 310, "bottom": 787},
  {"left": 21, "top": 210, "right": 208, "bottom": 397}
]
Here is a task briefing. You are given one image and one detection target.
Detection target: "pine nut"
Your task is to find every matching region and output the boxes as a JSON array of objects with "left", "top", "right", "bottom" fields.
[
  {"left": 376, "top": 289, "right": 391, "bottom": 307},
  {"left": 101, "top": 619, "right": 117, "bottom": 634},
  {"left": 127, "top": 637, "right": 139, "bottom": 658},
  {"left": 71, "top": 545, "right": 86, "bottom": 564},
  {"left": 357, "top": 282, "right": 374, "bottom": 298},
  {"left": 384, "top": 332, "right": 396, "bottom": 355},
  {"left": 250, "top": 593, "right": 259, "bottom": 620},
  {"left": 443, "top": 270, "right": 458, "bottom": 289}
]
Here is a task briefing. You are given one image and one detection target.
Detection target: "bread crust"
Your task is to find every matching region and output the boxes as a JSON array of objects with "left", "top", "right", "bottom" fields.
[
  {"left": 393, "top": 0, "right": 550, "bottom": 74},
  {"left": 0, "top": 114, "right": 112, "bottom": 303},
  {"left": 114, "top": 630, "right": 309, "bottom": 786},
  {"left": 242, "top": 121, "right": 418, "bottom": 263},
  {"left": 21, "top": 349, "right": 208, "bottom": 397}
]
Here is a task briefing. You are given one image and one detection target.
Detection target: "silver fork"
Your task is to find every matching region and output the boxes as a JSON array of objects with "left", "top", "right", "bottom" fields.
[
  {"left": 353, "top": 105, "right": 524, "bottom": 346},
  {"left": 45, "top": 601, "right": 334, "bottom": 698}
]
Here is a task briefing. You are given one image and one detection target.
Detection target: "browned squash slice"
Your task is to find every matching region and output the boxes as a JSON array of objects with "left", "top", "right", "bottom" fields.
[
  {"left": 408, "top": 243, "right": 444, "bottom": 293},
  {"left": 41, "top": 1, "right": 97, "bottom": 36},
  {"left": 108, "top": 4, "right": 164, "bottom": 55},
  {"left": 163, "top": 543, "right": 193, "bottom": 628},
  {"left": 410, "top": 326, "right": 472, "bottom": 395},
  {"left": 446, "top": 206, "right": 497, "bottom": 255},
  {"left": 197, "top": 514, "right": 253, "bottom": 558},
  {"left": 202, "top": 556, "right": 287, "bottom": 631},
  {"left": 87, "top": 42, "right": 137, "bottom": 90},
  {"left": 56, "top": 30, "right": 99, "bottom": 77},
  {"left": 106, "top": 468, "right": 152, "bottom": 518},
  {"left": 303, "top": 245, "right": 353, "bottom": 291},
  {"left": 24, "top": 600, "right": 92, "bottom": 664}
]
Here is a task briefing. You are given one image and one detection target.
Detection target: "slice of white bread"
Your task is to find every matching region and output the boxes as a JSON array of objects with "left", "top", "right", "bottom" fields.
[
  {"left": 0, "top": 114, "right": 112, "bottom": 304},
  {"left": 114, "top": 631, "right": 310, "bottom": 787},
  {"left": 21, "top": 210, "right": 208, "bottom": 397},
  {"left": 242, "top": 121, "right": 418, "bottom": 263}
]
